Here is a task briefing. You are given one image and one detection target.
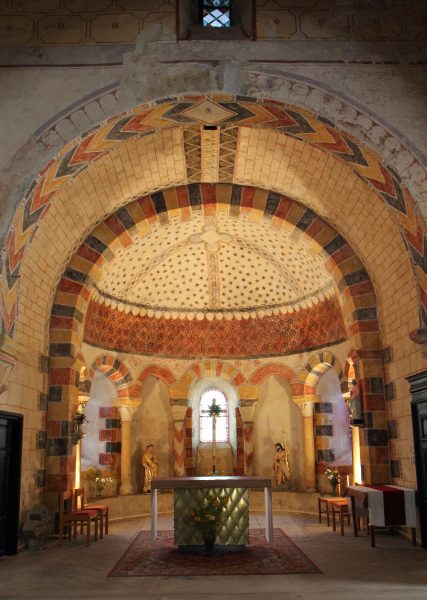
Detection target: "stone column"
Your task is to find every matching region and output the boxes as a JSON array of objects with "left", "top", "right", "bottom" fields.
[
  {"left": 240, "top": 405, "right": 256, "bottom": 476},
  {"left": 351, "top": 425, "right": 362, "bottom": 484},
  {"left": 299, "top": 401, "right": 316, "bottom": 492},
  {"left": 243, "top": 422, "right": 254, "bottom": 475},
  {"left": 118, "top": 404, "right": 138, "bottom": 495},
  {"left": 171, "top": 405, "right": 187, "bottom": 477},
  {"left": 74, "top": 392, "right": 89, "bottom": 490},
  {"left": 351, "top": 351, "right": 390, "bottom": 484}
]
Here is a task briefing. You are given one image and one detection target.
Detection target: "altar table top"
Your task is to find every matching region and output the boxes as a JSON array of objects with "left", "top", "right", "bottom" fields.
[{"left": 151, "top": 476, "right": 271, "bottom": 490}]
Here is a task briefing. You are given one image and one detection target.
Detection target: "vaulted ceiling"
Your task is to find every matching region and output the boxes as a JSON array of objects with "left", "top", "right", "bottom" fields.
[
  {"left": 94, "top": 211, "right": 334, "bottom": 319},
  {"left": 3, "top": 96, "right": 417, "bottom": 363}
]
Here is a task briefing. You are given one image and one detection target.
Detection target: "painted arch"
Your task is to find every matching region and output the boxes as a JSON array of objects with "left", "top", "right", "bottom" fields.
[
  {"left": 2, "top": 95, "right": 418, "bottom": 489},
  {"left": 1, "top": 94, "right": 424, "bottom": 342}
]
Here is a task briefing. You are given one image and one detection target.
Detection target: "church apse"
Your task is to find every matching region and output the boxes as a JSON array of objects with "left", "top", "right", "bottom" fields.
[
  {"left": 5, "top": 96, "right": 410, "bottom": 504},
  {"left": 44, "top": 182, "right": 390, "bottom": 492}
]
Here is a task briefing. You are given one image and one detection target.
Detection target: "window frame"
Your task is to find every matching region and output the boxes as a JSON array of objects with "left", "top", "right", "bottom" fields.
[
  {"left": 176, "top": 1, "right": 256, "bottom": 42},
  {"left": 199, "top": 388, "right": 229, "bottom": 443},
  {"left": 200, "top": 1, "right": 232, "bottom": 29}
]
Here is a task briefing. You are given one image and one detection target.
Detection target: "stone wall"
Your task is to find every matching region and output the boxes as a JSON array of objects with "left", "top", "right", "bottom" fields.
[
  {"left": 0, "top": 1, "right": 426, "bottom": 529},
  {"left": 1, "top": 2, "right": 426, "bottom": 236}
]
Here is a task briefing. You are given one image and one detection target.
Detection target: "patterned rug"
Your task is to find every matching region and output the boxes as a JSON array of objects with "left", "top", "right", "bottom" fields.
[{"left": 108, "top": 528, "right": 322, "bottom": 577}]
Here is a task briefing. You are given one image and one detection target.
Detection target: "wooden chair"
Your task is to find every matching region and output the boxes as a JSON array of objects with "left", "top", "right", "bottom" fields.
[
  {"left": 58, "top": 491, "right": 99, "bottom": 547},
  {"left": 318, "top": 496, "right": 348, "bottom": 527},
  {"left": 331, "top": 500, "right": 351, "bottom": 536},
  {"left": 74, "top": 487, "right": 109, "bottom": 537}
]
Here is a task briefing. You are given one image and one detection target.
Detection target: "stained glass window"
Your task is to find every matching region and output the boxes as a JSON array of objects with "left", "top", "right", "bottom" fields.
[
  {"left": 202, "top": 1, "right": 231, "bottom": 28},
  {"left": 199, "top": 389, "right": 229, "bottom": 442}
]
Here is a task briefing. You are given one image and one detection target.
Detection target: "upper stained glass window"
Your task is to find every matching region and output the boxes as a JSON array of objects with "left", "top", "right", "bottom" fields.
[{"left": 202, "top": 1, "right": 231, "bottom": 28}]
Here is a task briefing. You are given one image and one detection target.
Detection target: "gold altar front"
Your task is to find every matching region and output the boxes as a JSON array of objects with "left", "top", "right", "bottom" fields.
[
  {"left": 150, "top": 476, "right": 273, "bottom": 545},
  {"left": 174, "top": 487, "right": 249, "bottom": 546}
]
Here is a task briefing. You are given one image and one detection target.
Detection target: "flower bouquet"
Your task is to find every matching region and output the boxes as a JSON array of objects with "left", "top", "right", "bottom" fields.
[
  {"left": 86, "top": 467, "right": 113, "bottom": 497},
  {"left": 325, "top": 467, "right": 340, "bottom": 495},
  {"left": 188, "top": 494, "right": 229, "bottom": 555}
]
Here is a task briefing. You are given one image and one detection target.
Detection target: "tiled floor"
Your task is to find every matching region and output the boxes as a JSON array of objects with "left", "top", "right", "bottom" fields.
[{"left": 1, "top": 511, "right": 426, "bottom": 600}]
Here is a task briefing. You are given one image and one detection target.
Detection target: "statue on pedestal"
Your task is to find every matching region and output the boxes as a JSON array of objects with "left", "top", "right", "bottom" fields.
[
  {"left": 142, "top": 444, "right": 158, "bottom": 493},
  {"left": 273, "top": 441, "right": 290, "bottom": 489}
]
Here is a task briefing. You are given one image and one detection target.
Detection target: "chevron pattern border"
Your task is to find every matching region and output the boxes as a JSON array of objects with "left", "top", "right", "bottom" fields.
[
  {"left": 2, "top": 95, "right": 425, "bottom": 336},
  {"left": 89, "top": 354, "right": 133, "bottom": 390}
]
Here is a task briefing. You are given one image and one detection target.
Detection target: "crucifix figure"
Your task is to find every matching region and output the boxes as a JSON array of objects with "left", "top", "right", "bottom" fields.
[{"left": 201, "top": 397, "right": 225, "bottom": 475}]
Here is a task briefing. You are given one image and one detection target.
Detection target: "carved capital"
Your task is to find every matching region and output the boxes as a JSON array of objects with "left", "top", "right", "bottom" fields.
[
  {"left": 299, "top": 401, "right": 315, "bottom": 418},
  {"left": 239, "top": 405, "right": 256, "bottom": 423},
  {"left": 171, "top": 405, "right": 188, "bottom": 422},
  {"left": 118, "top": 404, "right": 138, "bottom": 422}
]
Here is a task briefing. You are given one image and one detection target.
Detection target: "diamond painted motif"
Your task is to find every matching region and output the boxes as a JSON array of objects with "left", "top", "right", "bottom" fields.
[{"left": 182, "top": 100, "right": 237, "bottom": 125}]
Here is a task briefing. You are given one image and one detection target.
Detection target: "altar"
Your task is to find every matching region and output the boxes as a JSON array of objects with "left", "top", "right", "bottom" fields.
[{"left": 151, "top": 476, "right": 273, "bottom": 546}]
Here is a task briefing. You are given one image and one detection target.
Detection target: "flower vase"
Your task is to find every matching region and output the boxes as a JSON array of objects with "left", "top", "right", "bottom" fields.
[
  {"left": 203, "top": 536, "right": 215, "bottom": 556},
  {"left": 331, "top": 480, "right": 338, "bottom": 497}
]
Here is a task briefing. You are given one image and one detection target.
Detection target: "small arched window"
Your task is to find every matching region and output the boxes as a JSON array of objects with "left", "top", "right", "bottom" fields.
[
  {"left": 199, "top": 389, "right": 229, "bottom": 442},
  {"left": 201, "top": 1, "right": 231, "bottom": 28}
]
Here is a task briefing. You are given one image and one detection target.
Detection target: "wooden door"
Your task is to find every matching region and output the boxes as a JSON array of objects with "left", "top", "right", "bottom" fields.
[
  {"left": 0, "top": 412, "right": 22, "bottom": 556},
  {"left": 412, "top": 400, "right": 427, "bottom": 547},
  {"left": 0, "top": 416, "right": 11, "bottom": 555},
  {"left": 408, "top": 371, "right": 427, "bottom": 548}
]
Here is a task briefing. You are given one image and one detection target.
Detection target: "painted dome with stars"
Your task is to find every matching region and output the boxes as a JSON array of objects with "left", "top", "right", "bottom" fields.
[{"left": 93, "top": 212, "right": 335, "bottom": 319}]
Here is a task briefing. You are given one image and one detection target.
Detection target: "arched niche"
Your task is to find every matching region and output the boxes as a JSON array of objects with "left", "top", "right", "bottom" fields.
[
  {"left": 316, "top": 368, "right": 352, "bottom": 467},
  {"left": 80, "top": 370, "right": 117, "bottom": 497},
  {"left": 189, "top": 376, "right": 238, "bottom": 474},
  {"left": 254, "top": 374, "right": 304, "bottom": 488},
  {"left": 81, "top": 370, "right": 114, "bottom": 471},
  {"left": 131, "top": 375, "right": 172, "bottom": 492}
]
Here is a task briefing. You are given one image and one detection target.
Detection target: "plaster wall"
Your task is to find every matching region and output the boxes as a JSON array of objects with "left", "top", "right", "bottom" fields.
[
  {"left": 1, "top": 38, "right": 427, "bottom": 237},
  {"left": 131, "top": 376, "right": 173, "bottom": 493},
  {"left": 81, "top": 371, "right": 115, "bottom": 470},
  {"left": 253, "top": 374, "right": 304, "bottom": 489},
  {"left": 316, "top": 368, "right": 352, "bottom": 466}
]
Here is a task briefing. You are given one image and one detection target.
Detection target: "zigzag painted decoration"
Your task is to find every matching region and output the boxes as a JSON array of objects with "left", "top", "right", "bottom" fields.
[{"left": 2, "top": 95, "right": 426, "bottom": 336}]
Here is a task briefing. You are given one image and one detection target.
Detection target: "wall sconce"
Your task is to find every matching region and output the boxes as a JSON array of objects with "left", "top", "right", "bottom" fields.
[{"left": 71, "top": 412, "right": 88, "bottom": 445}]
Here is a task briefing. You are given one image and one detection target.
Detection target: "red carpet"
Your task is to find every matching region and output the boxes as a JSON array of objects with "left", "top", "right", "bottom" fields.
[{"left": 108, "top": 528, "right": 322, "bottom": 577}]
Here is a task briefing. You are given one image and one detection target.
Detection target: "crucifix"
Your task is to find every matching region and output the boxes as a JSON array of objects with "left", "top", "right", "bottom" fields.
[{"left": 201, "top": 398, "right": 225, "bottom": 475}]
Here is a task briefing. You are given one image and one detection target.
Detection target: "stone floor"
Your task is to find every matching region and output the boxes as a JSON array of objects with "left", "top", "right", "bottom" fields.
[{"left": 0, "top": 511, "right": 426, "bottom": 600}]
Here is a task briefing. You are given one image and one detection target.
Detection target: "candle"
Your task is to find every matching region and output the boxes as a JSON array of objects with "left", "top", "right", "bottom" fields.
[{"left": 346, "top": 475, "right": 350, "bottom": 488}]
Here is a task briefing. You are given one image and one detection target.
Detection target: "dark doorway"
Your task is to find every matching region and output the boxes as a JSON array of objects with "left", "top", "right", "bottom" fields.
[
  {"left": 407, "top": 372, "right": 427, "bottom": 548},
  {"left": 0, "top": 411, "right": 23, "bottom": 556}
]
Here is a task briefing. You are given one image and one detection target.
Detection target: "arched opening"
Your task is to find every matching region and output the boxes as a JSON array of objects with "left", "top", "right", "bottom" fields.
[
  {"left": 254, "top": 374, "right": 304, "bottom": 489},
  {"left": 80, "top": 371, "right": 118, "bottom": 499},
  {"left": 189, "top": 377, "right": 238, "bottom": 475},
  {"left": 132, "top": 376, "right": 172, "bottom": 493},
  {"left": 315, "top": 368, "right": 352, "bottom": 494},
  {"left": 199, "top": 388, "right": 229, "bottom": 443}
]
